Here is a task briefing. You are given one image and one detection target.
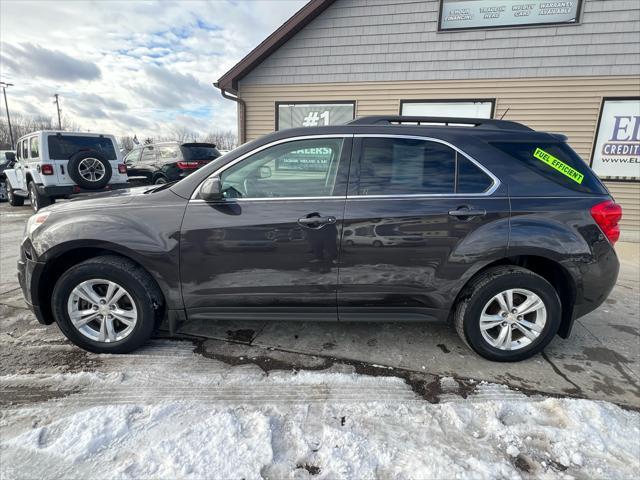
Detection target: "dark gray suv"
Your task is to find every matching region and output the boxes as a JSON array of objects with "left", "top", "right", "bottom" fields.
[{"left": 18, "top": 116, "right": 621, "bottom": 361}]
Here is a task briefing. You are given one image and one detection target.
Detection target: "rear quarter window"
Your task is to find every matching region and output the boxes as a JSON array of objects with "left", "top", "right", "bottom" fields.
[
  {"left": 47, "top": 135, "right": 117, "bottom": 160},
  {"left": 491, "top": 141, "right": 606, "bottom": 194}
]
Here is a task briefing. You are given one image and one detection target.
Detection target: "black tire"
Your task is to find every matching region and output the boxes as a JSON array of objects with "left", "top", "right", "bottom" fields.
[
  {"left": 51, "top": 255, "right": 163, "bottom": 354},
  {"left": 67, "top": 151, "right": 112, "bottom": 190},
  {"left": 153, "top": 175, "right": 168, "bottom": 185},
  {"left": 0, "top": 178, "right": 7, "bottom": 202},
  {"left": 28, "top": 181, "right": 51, "bottom": 212},
  {"left": 373, "top": 240, "right": 383, "bottom": 247},
  {"left": 453, "top": 266, "right": 561, "bottom": 362},
  {"left": 6, "top": 179, "right": 24, "bottom": 206}
]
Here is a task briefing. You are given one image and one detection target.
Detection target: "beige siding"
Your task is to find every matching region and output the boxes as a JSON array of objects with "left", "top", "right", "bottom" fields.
[
  {"left": 239, "top": 75, "right": 639, "bottom": 158},
  {"left": 239, "top": 74, "right": 640, "bottom": 240}
]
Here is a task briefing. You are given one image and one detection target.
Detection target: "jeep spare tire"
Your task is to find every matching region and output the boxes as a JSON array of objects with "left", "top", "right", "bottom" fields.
[{"left": 67, "top": 151, "right": 112, "bottom": 190}]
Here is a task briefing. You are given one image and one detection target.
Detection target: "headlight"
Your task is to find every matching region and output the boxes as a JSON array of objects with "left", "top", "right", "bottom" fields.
[{"left": 25, "top": 212, "right": 51, "bottom": 236}]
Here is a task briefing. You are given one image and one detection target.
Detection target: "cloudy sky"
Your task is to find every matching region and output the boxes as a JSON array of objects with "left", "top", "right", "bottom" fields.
[{"left": 0, "top": 0, "right": 306, "bottom": 139}]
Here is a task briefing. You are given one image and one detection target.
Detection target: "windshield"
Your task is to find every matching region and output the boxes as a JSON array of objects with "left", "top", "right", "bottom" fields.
[
  {"left": 48, "top": 135, "right": 117, "bottom": 160},
  {"left": 180, "top": 144, "right": 221, "bottom": 161}
]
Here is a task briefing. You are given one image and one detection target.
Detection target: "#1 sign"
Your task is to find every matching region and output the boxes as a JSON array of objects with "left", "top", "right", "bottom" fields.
[{"left": 591, "top": 99, "right": 640, "bottom": 180}]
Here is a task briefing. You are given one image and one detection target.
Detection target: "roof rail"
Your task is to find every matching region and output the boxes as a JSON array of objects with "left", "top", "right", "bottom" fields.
[{"left": 347, "top": 116, "right": 533, "bottom": 131}]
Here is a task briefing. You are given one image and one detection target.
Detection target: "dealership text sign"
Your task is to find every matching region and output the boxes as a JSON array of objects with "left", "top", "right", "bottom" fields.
[
  {"left": 439, "top": 0, "right": 581, "bottom": 30},
  {"left": 591, "top": 99, "right": 640, "bottom": 180}
]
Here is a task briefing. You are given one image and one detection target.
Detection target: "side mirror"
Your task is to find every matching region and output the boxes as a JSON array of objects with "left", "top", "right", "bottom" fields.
[
  {"left": 200, "top": 176, "right": 223, "bottom": 201},
  {"left": 259, "top": 165, "right": 272, "bottom": 179}
]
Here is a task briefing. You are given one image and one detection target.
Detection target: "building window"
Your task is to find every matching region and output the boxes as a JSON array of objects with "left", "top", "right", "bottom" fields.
[
  {"left": 276, "top": 102, "right": 355, "bottom": 130},
  {"left": 401, "top": 100, "right": 494, "bottom": 119},
  {"left": 590, "top": 97, "right": 640, "bottom": 181},
  {"left": 438, "top": 0, "right": 583, "bottom": 31}
]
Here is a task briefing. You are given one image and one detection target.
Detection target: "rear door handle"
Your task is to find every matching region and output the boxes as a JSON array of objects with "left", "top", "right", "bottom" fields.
[
  {"left": 448, "top": 208, "right": 486, "bottom": 218},
  {"left": 297, "top": 216, "right": 337, "bottom": 228}
]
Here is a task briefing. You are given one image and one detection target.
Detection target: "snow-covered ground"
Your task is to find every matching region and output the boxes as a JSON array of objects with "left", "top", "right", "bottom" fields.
[{"left": 1, "top": 340, "right": 639, "bottom": 480}]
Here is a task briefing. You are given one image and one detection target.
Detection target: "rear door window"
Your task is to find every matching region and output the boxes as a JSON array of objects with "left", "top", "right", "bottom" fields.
[
  {"left": 30, "top": 137, "right": 39, "bottom": 158},
  {"left": 48, "top": 135, "right": 117, "bottom": 160},
  {"left": 355, "top": 137, "right": 494, "bottom": 195},
  {"left": 22, "top": 140, "right": 29, "bottom": 160},
  {"left": 158, "top": 145, "right": 181, "bottom": 161},
  {"left": 491, "top": 141, "right": 606, "bottom": 194}
]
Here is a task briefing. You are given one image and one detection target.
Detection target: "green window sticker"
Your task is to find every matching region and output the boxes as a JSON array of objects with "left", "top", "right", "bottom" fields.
[{"left": 533, "top": 148, "right": 584, "bottom": 184}]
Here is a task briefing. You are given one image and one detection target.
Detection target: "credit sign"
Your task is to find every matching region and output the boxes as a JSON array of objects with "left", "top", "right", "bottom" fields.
[{"left": 591, "top": 99, "right": 640, "bottom": 180}]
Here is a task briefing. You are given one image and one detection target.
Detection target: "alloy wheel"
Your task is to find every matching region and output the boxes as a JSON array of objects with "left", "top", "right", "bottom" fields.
[
  {"left": 78, "top": 157, "right": 106, "bottom": 182},
  {"left": 66, "top": 279, "right": 138, "bottom": 343},
  {"left": 479, "top": 288, "right": 547, "bottom": 351}
]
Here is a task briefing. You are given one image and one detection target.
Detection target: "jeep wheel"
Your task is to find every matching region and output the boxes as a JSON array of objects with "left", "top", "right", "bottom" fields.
[
  {"left": 6, "top": 179, "right": 25, "bottom": 207},
  {"left": 28, "top": 181, "right": 51, "bottom": 212},
  {"left": 52, "top": 255, "right": 163, "bottom": 354},
  {"left": 68, "top": 151, "right": 112, "bottom": 190},
  {"left": 153, "top": 175, "right": 168, "bottom": 185},
  {"left": 454, "top": 266, "right": 561, "bottom": 362}
]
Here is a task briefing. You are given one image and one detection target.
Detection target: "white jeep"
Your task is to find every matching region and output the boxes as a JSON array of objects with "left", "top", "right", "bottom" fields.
[{"left": 4, "top": 131, "right": 129, "bottom": 211}]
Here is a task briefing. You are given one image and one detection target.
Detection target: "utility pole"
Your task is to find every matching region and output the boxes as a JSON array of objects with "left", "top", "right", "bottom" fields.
[
  {"left": 53, "top": 93, "right": 62, "bottom": 130},
  {"left": 0, "top": 82, "right": 14, "bottom": 149}
]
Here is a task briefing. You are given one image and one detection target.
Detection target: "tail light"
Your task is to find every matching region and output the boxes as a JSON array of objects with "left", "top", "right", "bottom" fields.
[
  {"left": 177, "top": 161, "right": 199, "bottom": 169},
  {"left": 41, "top": 164, "right": 54, "bottom": 175},
  {"left": 590, "top": 200, "right": 622, "bottom": 245},
  {"left": 118, "top": 164, "right": 127, "bottom": 174}
]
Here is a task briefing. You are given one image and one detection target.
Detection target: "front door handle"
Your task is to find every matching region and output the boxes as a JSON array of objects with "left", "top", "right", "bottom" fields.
[
  {"left": 448, "top": 207, "right": 486, "bottom": 218},
  {"left": 297, "top": 215, "right": 337, "bottom": 229}
]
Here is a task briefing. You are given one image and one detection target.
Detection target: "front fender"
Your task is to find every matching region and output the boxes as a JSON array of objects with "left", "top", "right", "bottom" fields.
[
  {"left": 3, "top": 168, "right": 19, "bottom": 186},
  {"left": 30, "top": 191, "right": 187, "bottom": 309}
]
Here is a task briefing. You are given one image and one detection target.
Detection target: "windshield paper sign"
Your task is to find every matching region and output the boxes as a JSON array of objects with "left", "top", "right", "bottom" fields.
[
  {"left": 591, "top": 99, "right": 640, "bottom": 180},
  {"left": 440, "top": 0, "right": 581, "bottom": 30},
  {"left": 533, "top": 148, "right": 584, "bottom": 184}
]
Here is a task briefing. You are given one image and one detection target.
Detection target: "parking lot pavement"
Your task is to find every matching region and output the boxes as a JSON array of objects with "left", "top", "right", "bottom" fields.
[{"left": 1, "top": 201, "right": 639, "bottom": 408}]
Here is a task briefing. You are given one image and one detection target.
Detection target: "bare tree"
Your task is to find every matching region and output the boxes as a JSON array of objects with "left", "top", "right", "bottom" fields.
[
  {"left": 0, "top": 113, "right": 86, "bottom": 148},
  {"left": 203, "top": 129, "right": 237, "bottom": 150},
  {"left": 170, "top": 125, "right": 199, "bottom": 143},
  {"left": 119, "top": 136, "right": 135, "bottom": 152}
]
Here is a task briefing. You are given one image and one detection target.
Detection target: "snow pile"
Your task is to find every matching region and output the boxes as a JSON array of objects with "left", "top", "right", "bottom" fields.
[{"left": 2, "top": 371, "right": 639, "bottom": 480}]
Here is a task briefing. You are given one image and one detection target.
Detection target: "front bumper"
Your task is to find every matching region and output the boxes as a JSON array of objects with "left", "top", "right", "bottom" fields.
[
  {"left": 17, "top": 242, "right": 51, "bottom": 325},
  {"left": 38, "top": 183, "right": 129, "bottom": 198}
]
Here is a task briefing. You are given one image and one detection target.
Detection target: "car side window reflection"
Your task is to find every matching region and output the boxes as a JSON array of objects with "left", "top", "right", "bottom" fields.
[{"left": 220, "top": 138, "right": 344, "bottom": 199}]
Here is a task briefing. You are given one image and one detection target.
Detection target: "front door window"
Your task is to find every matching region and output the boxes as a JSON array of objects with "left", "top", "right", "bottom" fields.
[{"left": 220, "top": 138, "right": 345, "bottom": 199}]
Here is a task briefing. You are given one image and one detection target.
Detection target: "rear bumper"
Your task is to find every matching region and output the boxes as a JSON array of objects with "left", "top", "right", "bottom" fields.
[{"left": 38, "top": 183, "right": 129, "bottom": 197}]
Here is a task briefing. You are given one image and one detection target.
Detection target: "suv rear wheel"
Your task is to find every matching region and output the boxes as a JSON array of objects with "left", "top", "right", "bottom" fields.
[
  {"left": 52, "top": 255, "right": 162, "bottom": 354},
  {"left": 454, "top": 266, "right": 561, "bottom": 362},
  {"left": 28, "top": 181, "right": 51, "bottom": 212}
]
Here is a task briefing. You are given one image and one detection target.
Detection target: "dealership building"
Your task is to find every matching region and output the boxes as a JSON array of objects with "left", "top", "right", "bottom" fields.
[{"left": 216, "top": 0, "right": 640, "bottom": 240}]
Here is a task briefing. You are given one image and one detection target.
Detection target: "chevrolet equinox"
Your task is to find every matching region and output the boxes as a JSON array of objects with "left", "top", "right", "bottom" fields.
[{"left": 18, "top": 116, "right": 621, "bottom": 361}]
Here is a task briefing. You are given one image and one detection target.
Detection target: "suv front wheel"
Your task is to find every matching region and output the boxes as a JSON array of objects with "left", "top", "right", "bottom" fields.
[
  {"left": 454, "top": 266, "right": 561, "bottom": 362},
  {"left": 52, "top": 255, "right": 162, "bottom": 353},
  {"left": 5, "top": 179, "right": 24, "bottom": 206}
]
